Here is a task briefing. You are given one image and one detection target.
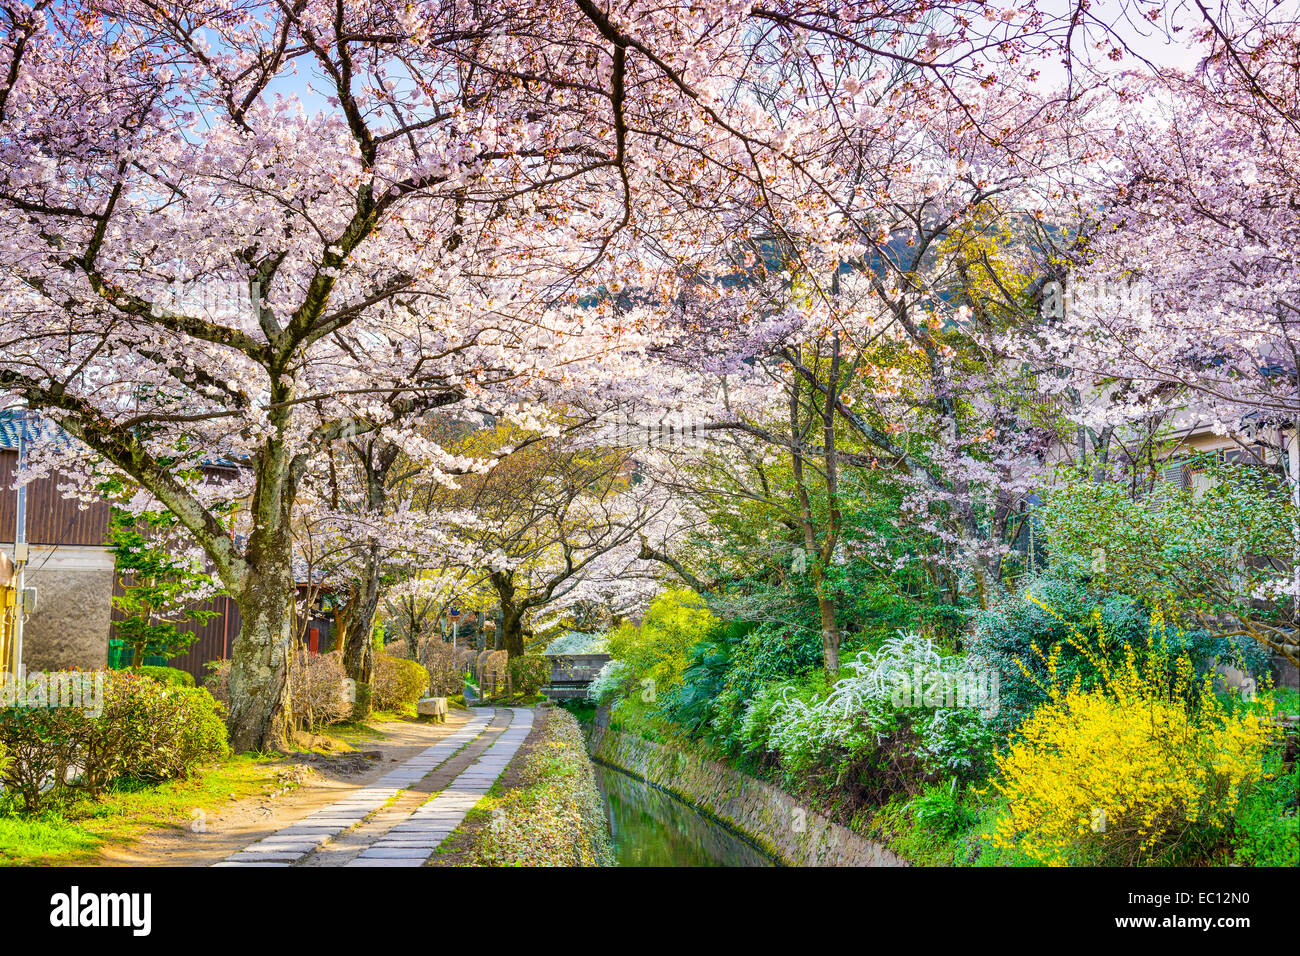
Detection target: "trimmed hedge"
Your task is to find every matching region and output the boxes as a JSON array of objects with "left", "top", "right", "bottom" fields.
[
  {"left": 0, "top": 671, "right": 229, "bottom": 812},
  {"left": 374, "top": 654, "right": 429, "bottom": 711},
  {"left": 509, "top": 655, "right": 549, "bottom": 698},
  {"left": 468, "top": 708, "right": 613, "bottom": 866},
  {"left": 136, "top": 665, "right": 195, "bottom": 687}
]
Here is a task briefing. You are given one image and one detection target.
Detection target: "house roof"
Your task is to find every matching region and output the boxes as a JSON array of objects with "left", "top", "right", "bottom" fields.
[{"left": 0, "top": 408, "right": 40, "bottom": 451}]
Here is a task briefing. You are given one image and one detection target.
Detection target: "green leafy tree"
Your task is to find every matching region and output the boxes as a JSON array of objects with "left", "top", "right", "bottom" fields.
[
  {"left": 107, "top": 508, "right": 220, "bottom": 667},
  {"left": 607, "top": 588, "right": 718, "bottom": 701},
  {"left": 1040, "top": 455, "right": 1298, "bottom": 666}
]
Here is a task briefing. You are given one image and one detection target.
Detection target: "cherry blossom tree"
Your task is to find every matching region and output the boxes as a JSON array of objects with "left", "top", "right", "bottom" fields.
[
  {"left": 421, "top": 420, "right": 667, "bottom": 656},
  {"left": 0, "top": 0, "right": 1129, "bottom": 750},
  {"left": 0, "top": 1, "right": 634, "bottom": 749}
]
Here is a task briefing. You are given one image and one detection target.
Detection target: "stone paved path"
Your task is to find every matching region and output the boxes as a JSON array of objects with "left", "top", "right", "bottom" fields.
[
  {"left": 346, "top": 707, "right": 534, "bottom": 867},
  {"left": 213, "top": 707, "right": 533, "bottom": 868},
  {"left": 214, "top": 708, "right": 495, "bottom": 867}
]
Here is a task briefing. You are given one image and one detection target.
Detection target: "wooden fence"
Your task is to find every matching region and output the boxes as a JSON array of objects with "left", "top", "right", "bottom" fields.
[
  {"left": 105, "top": 586, "right": 332, "bottom": 685},
  {"left": 107, "top": 586, "right": 240, "bottom": 684}
]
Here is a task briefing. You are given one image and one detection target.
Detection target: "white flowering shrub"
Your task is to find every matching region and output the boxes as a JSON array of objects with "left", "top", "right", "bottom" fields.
[
  {"left": 544, "top": 632, "right": 610, "bottom": 656},
  {"left": 740, "top": 633, "right": 997, "bottom": 790},
  {"left": 586, "top": 659, "right": 629, "bottom": 704}
]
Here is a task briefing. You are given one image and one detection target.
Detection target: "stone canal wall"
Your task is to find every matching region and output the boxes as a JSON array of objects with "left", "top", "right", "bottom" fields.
[{"left": 587, "top": 722, "right": 904, "bottom": 867}]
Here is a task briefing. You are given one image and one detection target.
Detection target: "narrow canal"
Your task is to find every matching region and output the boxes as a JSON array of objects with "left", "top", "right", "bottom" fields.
[{"left": 592, "top": 762, "right": 776, "bottom": 867}]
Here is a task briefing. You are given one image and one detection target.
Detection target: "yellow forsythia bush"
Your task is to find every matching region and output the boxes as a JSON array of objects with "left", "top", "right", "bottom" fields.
[{"left": 990, "top": 620, "right": 1277, "bottom": 866}]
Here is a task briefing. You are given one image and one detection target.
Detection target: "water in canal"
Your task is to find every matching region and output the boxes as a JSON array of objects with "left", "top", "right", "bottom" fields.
[{"left": 592, "top": 762, "right": 776, "bottom": 867}]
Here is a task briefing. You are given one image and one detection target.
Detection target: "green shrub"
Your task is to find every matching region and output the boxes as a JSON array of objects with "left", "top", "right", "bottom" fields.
[
  {"left": 733, "top": 669, "right": 813, "bottom": 758},
  {"left": 1232, "top": 749, "right": 1300, "bottom": 867},
  {"left": 98, "top": 672, "right": 229, "bottom": 783},
  {"left": 656, "top": 629, "right": 737, "bottom": 735},
  {"left": 509, "top": 655, "right": 549, "bottom": 698},
  {"left": 0, "top": 706, "right": 88, "bottom": 812},
  {"left": 1040, "top": 459, "right": 1298, "bottom": 660},
  {"left": 748, "top": 634, "right": 996, "bottom": 802},
  {"left": 968, "top": 567, "right": 1265, "bottom": 731},
  {"left": 870, "top": 789, "right": 1028, "bottom": 867},
  {"left": 373, "top": 654, "right": 429, "bottom": 711},
  {"left": 135, "top": 665, "right": 195, "bottom": 687},
  {"left": 704, "top": 621, "right": 825, "bottom": 749},
  {"left": 909, "top": 782, "right": 978, "bottom": 839},
  {"left": 0, "top": 672, "right": 228, "bottom": 811}
]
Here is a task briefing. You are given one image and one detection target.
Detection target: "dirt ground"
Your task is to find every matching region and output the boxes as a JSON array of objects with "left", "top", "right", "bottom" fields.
[{"left": 96, "top": 711, "right": 477, "bottom": 867}]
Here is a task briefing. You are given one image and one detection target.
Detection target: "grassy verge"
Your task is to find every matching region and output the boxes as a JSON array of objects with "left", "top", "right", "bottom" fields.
[
  {"left": 459, "top": 708, "right": 613, "bottom": 866},
  {"left": 0, "top": 753, "right": 299, "bottom": 866}
]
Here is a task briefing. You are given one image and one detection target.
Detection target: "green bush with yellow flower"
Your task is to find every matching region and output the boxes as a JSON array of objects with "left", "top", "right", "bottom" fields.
[{"left": 988, "top": 610, "right": 1280, "bottom": 865}]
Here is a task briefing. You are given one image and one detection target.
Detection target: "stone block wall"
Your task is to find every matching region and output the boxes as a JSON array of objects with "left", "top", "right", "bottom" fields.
[
  {"left": 588, "top": 723, "right": 904, "bottom": 867},
  {"left": 15, "top": 545, "right": 113, "bottom": 672}
]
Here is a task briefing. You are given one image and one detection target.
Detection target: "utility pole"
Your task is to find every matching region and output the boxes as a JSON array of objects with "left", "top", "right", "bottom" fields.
[{"left": 10, "top": 406, "right": 28, "bottom": 676}]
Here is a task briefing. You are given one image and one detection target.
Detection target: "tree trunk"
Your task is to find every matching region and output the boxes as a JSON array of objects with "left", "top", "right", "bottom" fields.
[
  {"left": 225, "top": 404, "right": 300, "bottom": 753},
  {"left": 341, "top": 546, "right": 382, "bottom": 719},
  {"left": 336, "top": 440, "right": 400, "bottom": 718},
  {"left": 501, "top": 607, "right": 525, "bottom": 658},
  {"left": 787, "top": 353, "right": 843, "bottom": 681},
  {"left": 813, "top": 576, "right": 841, "bottom": 678},
  {"left": 490, "top": 571, "right": 528, "bottom": 657},
  {"left": 226, "top": 556, "right": 295, "bottom": 752}
]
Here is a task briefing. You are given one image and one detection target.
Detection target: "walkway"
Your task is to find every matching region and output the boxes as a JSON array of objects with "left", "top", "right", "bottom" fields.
[{"left": 213, "top": 707, "right": 534, "bottom": 868}]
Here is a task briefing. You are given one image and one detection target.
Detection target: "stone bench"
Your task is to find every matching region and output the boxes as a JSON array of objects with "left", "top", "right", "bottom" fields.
[{"left": 416, "top": 696, "right": 448, "bottom": 721}]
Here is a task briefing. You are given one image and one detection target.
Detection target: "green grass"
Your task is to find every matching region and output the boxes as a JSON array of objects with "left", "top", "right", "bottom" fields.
[
  {"left": 326, "top": 719, "right": 390, "bottom": 742},
  {"left": 564, "top": 700, "right": 597, "bottom": 725},
  {"left": 0, "top": 815, "right": 101, "bottom": 865},
  {"left": 861, "top": 785, "right": 1038, "bottom": 867},
  {"left": 324, "top": 708, "right": 424, "bottom": 742},
  {"left": 0, "top": 753, "right": 295, "bottom": 866},
  {"left": 1271, "top": 686, "right": 1299, "bottom": 720},
  {"left": 462, "top": 710, "right": 613, "bottom": 866},
  {"left": 1231, "top": 749, "right": 1300, "bottom": 867}
]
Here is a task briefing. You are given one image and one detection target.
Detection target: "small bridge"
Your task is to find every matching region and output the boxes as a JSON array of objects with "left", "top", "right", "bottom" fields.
[{"left": 540, "top": 631, "right": 610, "bottom": 701}]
